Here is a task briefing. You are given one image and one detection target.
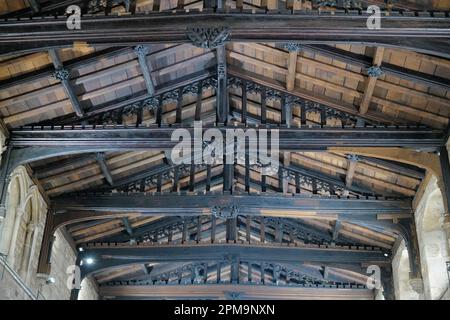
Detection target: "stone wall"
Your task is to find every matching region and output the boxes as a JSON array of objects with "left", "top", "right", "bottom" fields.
[
  {"left": 392, "top": 172, "right": 450, "bottom": 300},
  {"left": 0, "top": 166, "right": 98, "bottom": 300},
  {"left": 392, "top": 240, "right": 421, "bottom": 300},
  {"left": 0, "top": 128, "right": 5, "bottom": 163},
  {"left": 414, "top": 174, "right": 449, "bottom": 299}
]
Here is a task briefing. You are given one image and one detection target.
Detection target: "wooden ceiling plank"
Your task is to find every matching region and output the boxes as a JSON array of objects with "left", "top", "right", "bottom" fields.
[
  {"left": 0, "top": 83, "right": 61, "bottom": 109},
  {"left": 328, "top": 152, "right": 422, "bottom": 186},
  {"left": 74, "top": 59, "right": 139, "bottom": 85},
  {"left": 303, "top": 44, "right": 450, "bottom": 92},
  {"left": 4, "top": 99, "right": 72, "bottom": 127},
  {"left": 0, "top": 47, "right": 133, "bottom": 92},
  {"left": 291, "top": 153, "right": 417, "bottom": 196},
  {"left": 241, "top": 43, "right": 450, "bottom": 108},
  {"left": 44, "top": 152, "right": 163, "bottom": 192},
  {"left": 228, "top": 66, "right": 404, "bottom": 125}
]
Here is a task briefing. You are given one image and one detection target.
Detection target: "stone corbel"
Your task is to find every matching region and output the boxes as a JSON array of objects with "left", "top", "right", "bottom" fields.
[{"left": 408, "top": 277, "right": 424, "bottom": 295}]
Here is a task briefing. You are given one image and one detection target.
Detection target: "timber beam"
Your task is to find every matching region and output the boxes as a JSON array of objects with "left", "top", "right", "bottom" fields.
[
  {"left": 9, "top": 126, "right": 445, "bottom": 152},
  {"left": 77, "top": 242, "right": 389, "bottom": 278},
  {"left": 51, "top": 193, "right": 413, "bottom": 218},
  {"left": 99, "top": 283, "right": 374, "bottom": 300},
  {"left": 0, "top": 12, "right": 450, "bottom": 58}
]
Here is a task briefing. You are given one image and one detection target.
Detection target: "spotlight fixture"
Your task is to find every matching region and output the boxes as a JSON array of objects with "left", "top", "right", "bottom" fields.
[
  {"left": 85, "top": 258, "right": 94, "bottom": 265},
  {"left": 46, "top": 277, "right": 55, "bottom": 285}
]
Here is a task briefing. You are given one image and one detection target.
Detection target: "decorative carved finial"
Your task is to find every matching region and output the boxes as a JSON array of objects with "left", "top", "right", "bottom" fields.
[
  {"left": 134, "top": 45, "right": 150, "bottom": 57},
  {"left": 366, "top": 66, "right": 384, "bottom": 78},
  {"left": 224, "top": 291, "right": 241, "bottom": 300},
  {"left": 316, "top": 0, "right": 337, "bottom": 7},
  {"left": 211, "top": 205, "right": 239, "bottom": 219},
  {"left": 142, "top": 97, "right": 160, "bottom": 112},
  {"left": 217, "top": 63, "right": 226, "bottom": 79},
  {"left": 186, "top": 26, "right": 230, "bottom": 49},
  {"left": 52, "top": 68, "right": 70, "bottom": 81},
  {"left": 284, "top": 42, "right": 302, "bottom": 53},
  {"left": 346, "top": 154, "right": 360, "bottom": 162}
]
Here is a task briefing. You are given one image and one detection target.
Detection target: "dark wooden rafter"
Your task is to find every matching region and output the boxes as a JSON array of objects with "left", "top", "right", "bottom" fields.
[
  {"left": 100, "top": 283, "right": 373, "bottom": 300},
  {"left": 345, "top": 154, "right": 359, "bottom": 190},
  {"left": 134, "top": 45, "right": 155, "bottom": 96},
  {"left": 216, "top": 45, "right": 228, "bottom": 124},
  {"left": 0, "top": 123, "right": 442, "bottom": 209},
  {"left": 76, "top": 242, "right": 389, "bottom": 279},
  {"left": 0, "top": 11, "right": 449, "bottom": 58},
  {"left": 77, "top": 155, "right": 387, "bottom": 209},
  {"left": 359, "top": 47, "right": 385, "bottom": 115},
  {"left": 28, "top": 0, "right": 41, "bottom": 13},
  {"left": 227, "top": 68, "right": 417, "bottom": 126},
  {"left": 98, "top": 215, "right": 346, "bottom": 247},
  {"left": 46, "top": 69, "right": 214, "bottom": 126},
  {"left": 355, "top": 156, "right": 425, "bottom": 180},
  {"left": 47, "top": 49, "right": 84, "bottom": 117},
  {"left": 0, "top": 4, "right": 445, "bottom": 303},
  {"left": 51, "top": 192, "right": 412, "bottom": 218},
  {"left": 94, "top": 152, "right": 114, "bottom": 186},
  {"left": 8, "top": 126, "right": 446, "bottom": 151}
]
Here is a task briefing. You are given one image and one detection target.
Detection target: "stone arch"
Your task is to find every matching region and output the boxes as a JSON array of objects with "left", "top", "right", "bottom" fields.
[
  {"left": 0, "top": 167, "right": 41, "bottom": 275},
  {"left": 392, "top": 240, "right": 421, "bottom": 300},
  {"left": 0, "top": 167, "right": 27, "bottom": 257},
  {"left": 416, "top": 186, "right": 449, "bottom": 299},
  {"left": 16, "top": 185, "right": 41, "bottom": 281}
]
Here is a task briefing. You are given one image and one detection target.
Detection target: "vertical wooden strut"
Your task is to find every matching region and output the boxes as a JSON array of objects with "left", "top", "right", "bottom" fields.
[
  {"left": 241, "top": 80, "right": 247, "bottom": 124},
  {"left": 48, "top": 49, "right": 84, "bottom": 117},
  {"left": 286, "top": 50, "right": 298, "bottom": 91},
  {"left": 195, "top": 80, "right": 203, "bottom": 121},
  {"left": 135, "top": 45, "right": 155, "bottom": 97},
  {"left": 359, "top": 47, "right": 385, "bottom": 114},
  {"left": 28, "top": 0, "right": 41, "bottom": 13},
  {"left": 37, "top": 210, "right": 56, "bottom": 275},
  {"left": 216, "top": 45, "right": 228, "bottom": 124},
  {"left": 95, "top": 153, "right": 114, "bottom": 186}
]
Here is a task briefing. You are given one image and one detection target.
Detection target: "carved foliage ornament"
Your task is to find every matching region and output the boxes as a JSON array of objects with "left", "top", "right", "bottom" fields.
[
  {"left": 134, "top": 45, "right": 150, "bottom": 57},
  {"left": 211, "top": 205, "right": 239, "bottom": 219},
  {"left": 366, "top": 66, "right": 384, "bottom": 78},
  {"left": 186, "top": 26, "right": 230, "bottom": 49},
  {"left": 284, "top": 42, "right": 302, "bottom": 53},
  {"left": 52, "top": 68, "right": 70, "bottom": 81}
]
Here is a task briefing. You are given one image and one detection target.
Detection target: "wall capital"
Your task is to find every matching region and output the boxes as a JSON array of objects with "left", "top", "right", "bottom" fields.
[
  {"left": 408, "top": 277, "right": 424, "bottom": 294},
  {"left": 442, "top": 213, "right": 450, "bottom": 232}
]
